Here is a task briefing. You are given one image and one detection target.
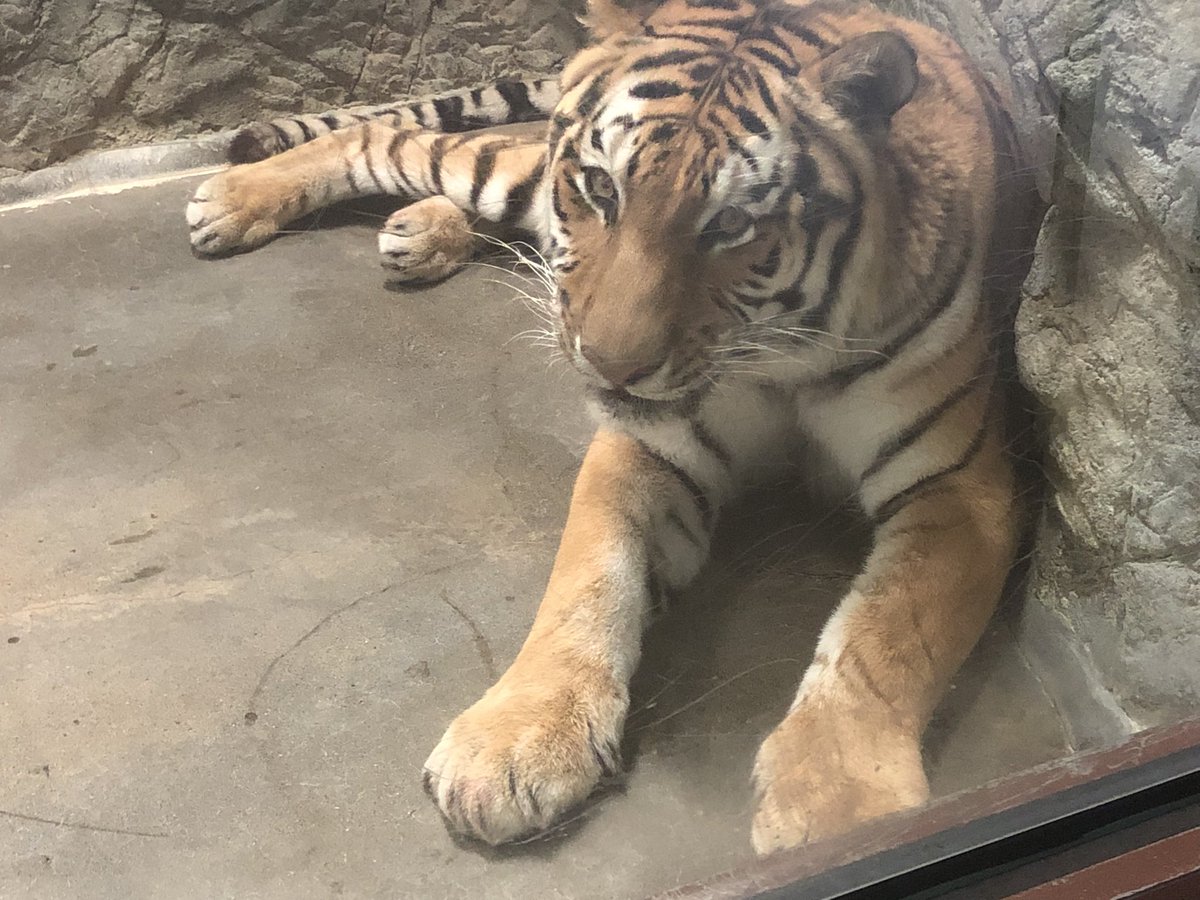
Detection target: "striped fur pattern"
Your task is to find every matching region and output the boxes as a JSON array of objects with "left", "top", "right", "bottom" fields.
[
  {"left": 226, "top": 79, "right": 561, "bottom": 164},
  {"left": 188, "top": 0, "right": 1041, "bottom": 855}
]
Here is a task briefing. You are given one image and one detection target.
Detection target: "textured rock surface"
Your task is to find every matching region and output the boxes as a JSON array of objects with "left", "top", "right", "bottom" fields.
[
  {"left": 886, "top": 0, "right": 1200, "bottom": 724},
  {"left": 0, "top": 0, "right": 585, "bottom": 176}
]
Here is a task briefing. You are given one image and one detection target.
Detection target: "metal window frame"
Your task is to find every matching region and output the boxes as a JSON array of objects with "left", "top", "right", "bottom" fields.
[{"left": 660, "top": 718, "right": 1200, "bottom": 900}]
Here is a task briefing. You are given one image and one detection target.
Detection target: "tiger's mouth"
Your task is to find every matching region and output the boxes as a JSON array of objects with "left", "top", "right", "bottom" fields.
[
  {"left": 589, "top": 380, "right": 711, "bottom": 417},
  {"left": 585, "top": 361, "right": 714, "bottom": 409}
]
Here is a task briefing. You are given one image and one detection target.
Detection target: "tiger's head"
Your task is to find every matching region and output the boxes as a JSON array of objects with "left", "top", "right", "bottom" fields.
[{"left": 544, "top": 0, "right": 920, "bottom": 403}]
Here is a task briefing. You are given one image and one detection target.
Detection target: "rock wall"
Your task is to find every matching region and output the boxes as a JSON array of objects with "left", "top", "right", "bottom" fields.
[
  {"left": 0, "top": 0, "right": 586, "bottom": 177},
  {"left": 1007, "top": 0, "right": 1200, "bottom": 726}
]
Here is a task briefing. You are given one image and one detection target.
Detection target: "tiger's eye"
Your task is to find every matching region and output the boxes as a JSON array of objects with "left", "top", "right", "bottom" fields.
[
  {"left": 583, "top": 167, "right": 616, "bottom": 203},
  {"left": 715, "top": 206, "right": 752, "bottom": 236}
]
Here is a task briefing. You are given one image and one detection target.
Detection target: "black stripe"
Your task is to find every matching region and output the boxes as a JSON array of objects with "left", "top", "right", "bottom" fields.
[
  {"left": 629, "top": 49, "right": 706, "bottom": 71},
  {"left": 362, "top": 156, "right": 386, "bottom": 193},
  {"left": 504, "top": 160, "right": 546, "bottom": 224},
  {"left": 625, "top": 147, "right": 643, "bottom": 180},
  {"left": 771, "top": 17, "right": 831, "bottom": 49},
  {"left": 496, "top": 80, "right": 539, "bottom": 121},
  {"left": 757, "top": 27, "right": 803, "bottom": 63},
  {"left": 342, "top": 156, "right": 362, "bottom": 193},
  {"left": 411, "top": 105, "right": 427, "bottom": 128},
  {"left": 639, "top": 443, "right": 712, "bottom": 528},
  {"left": 690, "top": 0, "right": 742, "bottom": 9},
  {"left": 750, "top": 242, "right": 782, "bottom": 278},
  {"left": 428, "top": 135, "right": 452, "bottom": 195},
  {"left": 826, "top": 242, "right": 972, "bottom": 388},
  {"left": 807, "top": 165, "right": 864, "bottom": 328},
  {"left": 551, "top": 180, "right": 569, "bottom": 222},
  {"left": 557, "top": 138, "right": 580, "bottom": 164},
  {"left": 726, "top": 132, "right": 758, "bottom": 170},
  {"left": 432, "top": 94, "right": 465, "bottom": 130},
  {"left": 469, "top": 145, "right": 498, "bottom": 208},
  {"left": 644, "top": 23, "right": 727, "bottom": 47},
  {"left": 385, "top": 131, "right": 419, "bottom": 194},
  {"left": 319, "top": 114, "right": 342, "bottom": 132},
  {"left": 747, "top": 44, "right": 798, "bottom": 77},
  {"left": 691, "top": 421, "right": 733, "bottom": 468},
  {"left": 677, "top": 16, "right": 751, "bottom": 30},
  {"left": 648, "top": 121, "right": 680, "bottom": 143},
  {"left": 872, "top": 409, "right": 991, "bottom": 526},
  {"left": 790, "top": 149, "right": 819, "bottom": 195},
  {"left": 749, "top": 68, "right": 780, "bottom": 116},
  {"left": 629, "top": 80, "right": 690, "bottom": 100},
  {"left": 295, "top": 118, "right": 316, "bottom": 141},
  {"left": 733, "top": 105, "right": 769, "bottom": 137},
  {"left": 575, "top": 71, "right": 611, "bottom": 119},
  {"left": 783, "top": 190, "right": 845, "bottom": 308},
  {"left": 747, "top": 171, "right": 781, "bottom": 203},
  {"left": 360, "top": 127, "right": 386, "bottom": 192},
  {"left": 860, "top": 365, "right": 988, "bottom": 483},
  {"left": 549, "top": 112, "right": 573, "bottom": 144},
  {"left": 469, "top": 87, "right": 484, "bottom": 106},
  {"left": 268, "top": 121, "right": 292, "bottom": 149}
]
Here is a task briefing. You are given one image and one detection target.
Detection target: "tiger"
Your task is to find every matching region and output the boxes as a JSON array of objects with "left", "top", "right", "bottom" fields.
[{"left": 187, "top": 0, "right": 1041, "bottom": 855}]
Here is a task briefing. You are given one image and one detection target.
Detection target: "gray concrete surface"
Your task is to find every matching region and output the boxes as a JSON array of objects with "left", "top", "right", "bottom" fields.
[{"left": 0, "top": 178, "right": 1069, "bottom": 899}]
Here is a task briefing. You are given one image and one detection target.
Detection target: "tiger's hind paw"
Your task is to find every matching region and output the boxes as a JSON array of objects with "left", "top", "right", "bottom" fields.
[
  {"left": 750, "top": 702, "right": 929, "bottom": 855},
  {"left": 188, "top": 167, "right": 297, "bottom": 256},
  {"left": 378, "top": 196, "right": 476, "bottom": 284}
]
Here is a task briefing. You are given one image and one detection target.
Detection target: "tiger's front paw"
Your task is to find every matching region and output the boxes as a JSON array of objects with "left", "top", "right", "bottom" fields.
[
  {"left": 188, "top": 167, "right": 298, "bottom": 256},
  {"left": 378, "top": 196, "right": 475, "bottom": 283},
  {"left": 423, "top": 671, "right": 626, "bottom": 845},
  {"left": 751, "top": 703, "right": 929, "bottom": 855}
]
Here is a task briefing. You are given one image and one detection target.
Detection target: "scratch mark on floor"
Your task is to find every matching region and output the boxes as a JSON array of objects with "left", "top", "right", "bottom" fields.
[
  {"left": 440, "top": 591, "right": 497, "bottom": 681},
  {"left": 108, "top": 528, "right": 155, "bottom": 545},
  {"left": 122, "top": 564, "right": 165, "bottom": 583},
  {"left": 0, "top": 807, "right": 168, "bottom": 838},
  {"left": 247, "top": 557, "right": 470, "bottom": 715}
]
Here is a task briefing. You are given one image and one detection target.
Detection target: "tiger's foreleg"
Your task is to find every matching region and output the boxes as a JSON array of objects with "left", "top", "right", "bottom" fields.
[
  {"left": 424, "top": 427, "right": 727, "bottom": 844},
  {"left": 751, "top": 403, "right": 1019, "bottom": 854},
  {"left": 188, "top": 122, "right": 548, "bottom": 282}
]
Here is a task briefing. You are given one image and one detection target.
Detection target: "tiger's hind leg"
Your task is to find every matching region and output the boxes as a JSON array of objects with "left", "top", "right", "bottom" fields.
[
  {"left": 188, "top": 121, "right": 548, "bottom": 264},
  {"left": 378, "top": 196, "right": 476, "bottom": 284}
]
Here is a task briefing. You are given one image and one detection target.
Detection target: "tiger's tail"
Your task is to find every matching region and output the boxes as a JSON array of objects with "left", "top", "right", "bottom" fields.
[{"left": 227, "top": 78, "right": 561, "bottom": 164}]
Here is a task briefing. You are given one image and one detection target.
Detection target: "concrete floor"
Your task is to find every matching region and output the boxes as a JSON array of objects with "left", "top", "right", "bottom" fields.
[{"left": 0, "top": 177, "right": 1070, "bottom": 899}]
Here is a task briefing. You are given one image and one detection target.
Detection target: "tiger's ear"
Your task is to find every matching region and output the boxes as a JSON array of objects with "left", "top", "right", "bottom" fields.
[
  {"left": 581, "top": 0, "right": 655, "bottom": 38},
  {"left": 817, "top": 32, "right": 919, "bottom": 127}
]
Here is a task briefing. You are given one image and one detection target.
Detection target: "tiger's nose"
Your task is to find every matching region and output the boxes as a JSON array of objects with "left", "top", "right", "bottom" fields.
[{"left": 580, "top": 345, "right": 663, "bottom": 388}]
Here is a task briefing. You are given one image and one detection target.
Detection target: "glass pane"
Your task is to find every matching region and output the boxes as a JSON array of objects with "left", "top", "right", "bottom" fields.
[{"left": 1, "top": 1, "right": 1196, "bottom": 896}]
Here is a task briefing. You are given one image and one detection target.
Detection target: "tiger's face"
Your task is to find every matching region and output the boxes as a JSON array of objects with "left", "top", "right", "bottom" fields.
[{"left": 543, "top": 1, "right": 918, "bottom": 402}]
